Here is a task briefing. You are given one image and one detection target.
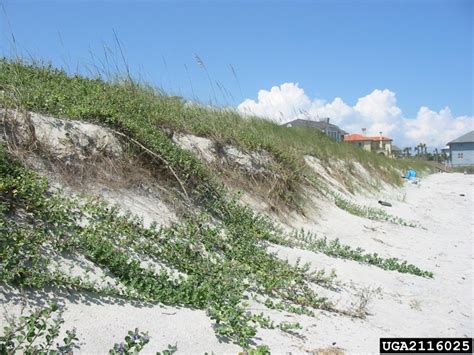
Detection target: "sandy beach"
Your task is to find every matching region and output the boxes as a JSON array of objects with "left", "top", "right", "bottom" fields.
[{"left": 1, "top": 172, "right": 473, "bottom": 354}]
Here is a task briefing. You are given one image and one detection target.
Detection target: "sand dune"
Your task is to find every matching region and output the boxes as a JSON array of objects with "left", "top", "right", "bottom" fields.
[{"left": 1, "top": 172, "right": 472, "bottom": 354}]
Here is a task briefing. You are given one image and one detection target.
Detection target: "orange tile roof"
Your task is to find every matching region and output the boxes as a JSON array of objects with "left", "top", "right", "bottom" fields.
[
  {"left": 344, "top": 134, "right": 392, "bottom": 142},
  {"left": 344, "top": 134, "right": 366, "bottom": 141}
]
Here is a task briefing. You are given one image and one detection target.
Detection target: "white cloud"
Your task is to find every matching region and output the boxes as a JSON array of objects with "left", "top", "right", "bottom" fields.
[
  {"left": 354, "top": 89, "right": 402, "bottom": 121},
  {"left": 237, "top": 83, "right": 474, "bottom": 148},
  {"left": 238, "top": 83, "right": 310, "bottom": 122},
  {"left": 405, "top": 107, "right": 474, "bottom": 147},
  {"left": 308, "top": 97, "right": 354, "bottom": 122}
]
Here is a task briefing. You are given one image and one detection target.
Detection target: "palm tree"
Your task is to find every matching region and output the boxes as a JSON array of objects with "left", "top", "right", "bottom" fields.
[
  {"left": 403, "top": 147, "right": 411, "bottom": 157},
  {"left": 415, "top": 143, "right": 426, "bottom": 158},
  {"left": 422, "top": 143, "right": 427, "bottom": 156}
]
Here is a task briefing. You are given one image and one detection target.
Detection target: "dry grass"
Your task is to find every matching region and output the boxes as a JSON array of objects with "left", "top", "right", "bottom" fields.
[
  {"left": 1, "top": 108, "right": 188, "bottom": 217},
  {"left": 308, "top": 346, "right": 345, "bottom": 355},
  {"left": 351, "top": 286, "right": 382, "bottom": 318}
]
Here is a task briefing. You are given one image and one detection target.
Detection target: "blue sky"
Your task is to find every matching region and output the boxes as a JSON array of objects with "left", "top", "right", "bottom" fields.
[{"left": 1, "top": 0, "right": 473, "bottom": 147}]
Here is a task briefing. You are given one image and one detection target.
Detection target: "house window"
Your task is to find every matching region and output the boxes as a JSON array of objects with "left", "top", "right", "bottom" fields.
[{"left": 457, "top": 153, "right": 463, "bottom": 159}]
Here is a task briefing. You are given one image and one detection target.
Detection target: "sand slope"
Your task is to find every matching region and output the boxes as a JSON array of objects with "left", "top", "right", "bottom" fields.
[{"left": 1, "top": 173, "right": 472, "bottom": 354}]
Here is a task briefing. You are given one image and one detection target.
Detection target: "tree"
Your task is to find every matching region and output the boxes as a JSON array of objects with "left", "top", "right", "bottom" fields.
[
  {"left": 403, "top": 147, "right": 412, "bottom": 157},
  {"left": 415, "top": 143, "right": 427, "bottom": 158}
]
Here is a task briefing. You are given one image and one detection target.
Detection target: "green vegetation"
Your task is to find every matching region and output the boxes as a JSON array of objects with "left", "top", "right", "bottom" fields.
[
  {"left": 0, "top": 302, "right": 173, "bottom": 355},
  {"left": 305, "top": 175, "right": 417, "bottom": 227},
  {"left": 276, "top": 230, "right": 433, "bottom": 278},
  {"left": 0, "top": 145, "right": 331, "bottom": 349},
  {"left": 109, "top": 329, "right": 156, "bottom": 355},
  {"left": 333, "top": 193, "right": 416, "bottom": 227},
  {"left": 245, "top": 345, "right": 272, "bottom": 355},
  {"left": 263, "top": 298, "right": 315, "bottom": 317},
  {"left": 0, "top": 303, "right": 79, "bottom": 354},
  {"left": 453, "top": 166, "right": 474, "bottom": 174}
]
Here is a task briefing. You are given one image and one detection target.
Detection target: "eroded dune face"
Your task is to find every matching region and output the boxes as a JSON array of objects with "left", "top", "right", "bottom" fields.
[
  {"left": 1, "top": 109, "right": 123, "bottom": 161},
  {"left": 1, "top": 109, "right": 472, "bottom": 353}
]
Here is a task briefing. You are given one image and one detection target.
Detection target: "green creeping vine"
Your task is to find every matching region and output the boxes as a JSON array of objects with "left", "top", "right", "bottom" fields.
[
  {"left": 0, "top": 303, "right": 173, "bottom": 355},
  {"left": 272, "top": 230, "right": 433, "bottom": 278},
  {"left": 304, "top": 175, "right": 417, "bottom": 227},
  {"left": 109, "top": 328, "right": 174, "bottom": 355},
  {"left": 333, "top": 193, "right": 416, "bottom": 227},
  {"left": 263, "top": 298, "right": 315, "bottom": 317},
  {"left": 0, "top": 303, "right": 79, "bottom": 354},
  {"left": 246, "top": 345, "right": 272, "bottom": 355},
  {"left": 0, "top": 146, "right": 330, "bottom": 349}
]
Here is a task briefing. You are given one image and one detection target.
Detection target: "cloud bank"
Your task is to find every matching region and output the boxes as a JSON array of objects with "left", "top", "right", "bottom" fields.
[{"left": 238, "top": 83, "right": 473, "bottom": 148}]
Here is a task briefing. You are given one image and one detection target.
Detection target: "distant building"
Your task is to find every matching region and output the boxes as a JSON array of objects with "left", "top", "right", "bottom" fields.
[
  {"left": 441, "top": 146, "right": 450, "bottom": 155},
  {"left": 391, "top": 145, "right": 402, "bottom": 158},
  {"left": 283, "top": 118, "right": 348, "bottom": 141},
  {"left": 447, "top": 131, "right": 474, "bottom": 167},
  {"left": 344, "top": 133, "right": 393, "bottom": 156},
  {"left": 441, "top": 145, "right": 451, "bottom": 164}
]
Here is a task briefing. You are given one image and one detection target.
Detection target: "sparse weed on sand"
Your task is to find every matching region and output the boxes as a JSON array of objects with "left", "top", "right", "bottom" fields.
[{"left": 351, "top": 286, "right": 382, "bottom": 318}]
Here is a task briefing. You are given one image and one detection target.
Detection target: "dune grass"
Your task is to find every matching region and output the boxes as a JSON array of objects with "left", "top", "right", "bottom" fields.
[
  {"left": 0, "top": 58, "right": 431, "bottom": 209},
  {"left": 453, "top": 166, "right": 474, "bottom": 174}
]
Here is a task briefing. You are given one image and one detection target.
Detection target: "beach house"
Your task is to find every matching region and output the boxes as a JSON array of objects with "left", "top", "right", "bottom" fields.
[
  {"left": 447, "top": 131, "right": 474, "bottom": 167},
  {"left": 344, "top": 133, "right": 393, "bottom": 156}
]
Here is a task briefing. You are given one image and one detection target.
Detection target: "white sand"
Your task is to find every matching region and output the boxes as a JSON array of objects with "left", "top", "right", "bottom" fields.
[
  {"left": 1, "top": 173, "right": 472, "bottom": 354},
  {"left": 267, "top": 172, "right": 473, "bottom": 353}
]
